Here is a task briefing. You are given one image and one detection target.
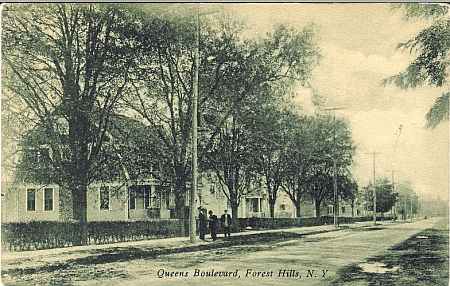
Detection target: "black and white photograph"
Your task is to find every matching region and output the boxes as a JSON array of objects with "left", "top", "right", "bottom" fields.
[{"left": 0, "top": 2, "right": 449, "bottom": 285}]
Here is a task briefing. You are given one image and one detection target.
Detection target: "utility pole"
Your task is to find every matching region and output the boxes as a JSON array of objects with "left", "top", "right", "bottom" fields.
[
  {"left": 323, "top": 106, "right": 345, "bottom": 228},
  {"left": 391, "top": 125, "right": 402, "bottom": 220},
  {"left": 333, "top": 112, "right": 338, "bottom": 227},
  {"left": 364, "top": 151, "right": 379, "bottom": 225},
  {"left": 410, "top": 197, "right": 413, "bottom": 222},
  {"left": 391, "top": 169, "right": 396, "bottom": 218},
  {"left": 404, "top": 198, "right": 407, "bottom": 221},
  {"left": 189, "top": 6, "right": 200, "bottom": 243},
  {"left": 333, "top": 155, "right": 338, "bottom": 227},
  {"left": 372, "top": 152, "right": 377, "bottom": 225}
]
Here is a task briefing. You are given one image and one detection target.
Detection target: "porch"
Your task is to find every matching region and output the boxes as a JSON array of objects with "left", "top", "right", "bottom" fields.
[{"left": 127, "top": 184, "right": 172, "bottom": 219}]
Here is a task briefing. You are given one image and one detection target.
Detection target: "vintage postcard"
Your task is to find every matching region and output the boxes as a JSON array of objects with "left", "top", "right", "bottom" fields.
[{"left": 1, "top": 2, "right": 448, "bottom": 286}]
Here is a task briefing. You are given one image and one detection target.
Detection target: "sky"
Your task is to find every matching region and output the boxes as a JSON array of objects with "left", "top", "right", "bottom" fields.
[{"left": 224, "top": 3, "right": 448, "bottom": 200}]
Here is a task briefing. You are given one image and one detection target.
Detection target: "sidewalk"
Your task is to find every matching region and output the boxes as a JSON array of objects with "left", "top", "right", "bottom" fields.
[{"left": 1, "top": 220, "right": 394, "bottom": 273}]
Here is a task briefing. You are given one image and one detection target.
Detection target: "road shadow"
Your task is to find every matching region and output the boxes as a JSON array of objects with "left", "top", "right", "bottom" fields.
[
  {"left": 330, "top": 225, "right": 449, "bottom": 286},
  {"left": 2, "top": 231, "right": 305, "bottom": 278}
]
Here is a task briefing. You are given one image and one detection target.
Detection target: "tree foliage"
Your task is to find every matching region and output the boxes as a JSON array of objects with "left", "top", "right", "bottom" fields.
[
  {"left": 364, "top": 177, "right": 398, "bottom": 213},
  {"left": 3, "top": 4, "right": 139, "bottom": 237},
  {"left": 250, "top": 105, "right": 298, "bottom": 218},
  {"left": 5, "top": 4, "right": 364, "bottom": 226},
  {"left": 395, "top": 181, "right": 420, "bottom": 216},
  {"left": 386, "top": 3, "right": 450, "bottom": 128},
  {"left": 279, "top": 113, "right": 356, "bottom": 217},
  {"left": 120, "top": 9, "right": 320, "bottom": 219}
]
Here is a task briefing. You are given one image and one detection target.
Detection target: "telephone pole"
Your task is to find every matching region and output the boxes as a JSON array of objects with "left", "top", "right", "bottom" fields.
[
  {"left": 391, "top": 169, "right": 395, "bottom": 218},
  {"left": 404, "top": 198, "right": 407, "bottom": 220},
  {"left": 391, "top": 125, "right": 402, "bottom": 220},
  {"left": 410, "top": 197, "right": 413, "bottom": 222},
  {"left": 322, "top": 106, "right": 346, "bottom": 228},
  {"left": 189, "top": 6, "right": 200, "bottom": 243},
  {"left": 188, "top": 6, "right": 221, "bottom": 243},
  {"left": 364, "top": 151, "right": 380, "bottom": 225},
  {"left": 372, "top": 152, "right": 378, "bottom": 225}
]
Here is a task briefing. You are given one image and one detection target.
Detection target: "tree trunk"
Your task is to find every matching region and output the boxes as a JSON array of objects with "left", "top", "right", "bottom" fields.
[
  {"left": 269, "top": 199, "right": 276, "bottom": 218},
  {"left": 351, "top": 200, "right": 355, "bottom": 217},
  {"left": 174, "top": 173, "right": 187, "bottom": 219},
  {"left": 174, "top": 193, "right": 186, "bottom": 219},
  {"left": 315, "top": 199, "right": 321, "bottom": 218},
  {"left": 231, "top": 203, "right": 239, "bottom": 232},
  {"left": 72, "top": 184, "right": 88, "bottom": 246},
  {"left": 229, "top": 192, "right": 239, "bottom": 232},
  {"left": 68, "top": 101, "right": 91, "bottom": 246},
  {"left": 295, "top": 202, "right": 301, "bottom": 218}
]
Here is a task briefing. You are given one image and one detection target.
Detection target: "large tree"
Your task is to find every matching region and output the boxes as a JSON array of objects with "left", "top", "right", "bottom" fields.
[
  {"left": 280, "top": 114, "right": 318, "bottom": 217},
  {"left": 3, "top": 4, "right": 137, "bottom": 244},
  {"left": 201, "top": 24, "right": 320, "bottom": 222},
  {"left": 307, "top": 171, "right": 356, "bottom": 218},
  {"left": 363, "top": 177, "right": 398, "bottom": 214},
  {"left": 395, "top": 181, "right": 419, "bottom": 219},
  {"left": 252, "top": 106, "right": 290, "bottom": 218},
  {"left": 122, "top": 10, "right": 253, "bottom": 218},
  {"left": 386, "top": 3, "right": 450, "bottom": 128},
  {"left": 280, "top": 113, "right": 355, "bottom": 218},
  {"left": 303, "top": 115, "right": 355, "bottom": 217},
  {"left": 124, "top": 10, "right": 320, "bottom": 220}
]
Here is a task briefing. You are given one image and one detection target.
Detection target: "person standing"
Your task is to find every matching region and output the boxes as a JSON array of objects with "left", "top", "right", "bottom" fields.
[
  {"left": 208, "top": 210, "right": 218, "bottom": 241},
  {"left": 198, "top": 207, "right": 207, "bottom": 241},
  {"left": 220, "top": 209, "right": 232, "bottom": 238}
]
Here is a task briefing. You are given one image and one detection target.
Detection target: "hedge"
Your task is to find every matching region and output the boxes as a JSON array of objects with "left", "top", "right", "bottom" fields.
[
  {"left": 1, "top": 219, "right": 187, "bottom": 251},
  {"left": 2, "top": 216, "right": 393, "bottom": 252},
  {"left": 236, "top": 216, "right": 394, "bottom": 230}
]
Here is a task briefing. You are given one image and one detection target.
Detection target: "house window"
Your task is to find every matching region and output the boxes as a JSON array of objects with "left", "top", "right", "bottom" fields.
[
  {"left": 150, "top": 186, "right": 160, "bottom": 208},
  {"left": 144, "top": 187, "right": 150, "bottom": 209},
  {"left": 341, "top": 206, "right": 345, "bottom": 214},
  {"left": 161, "top": 190, "right": 170, "bottom": 209},
  {"left": 27, "top": 189, "right": 36, "bottom": 211},
  {"left": 44, "top": 188, "right": 53, "bottom": 211},
  {"left": 250, "top": 198, "right": 259, "bottom": 212},
  {"left": 280, "top": 204, "right": 286, "bottom": 211},
  {"left": 129, "top": 188, "right": 136, "bottom": 210},
  {"left": 99, "top": 186, "right": 110, "bottom": 210},
  {"left": 328, "top": 205, "right": 334, "bottom": 215},
  {"left": 168, "top": 192, "right": 175, "bottom": 208}
]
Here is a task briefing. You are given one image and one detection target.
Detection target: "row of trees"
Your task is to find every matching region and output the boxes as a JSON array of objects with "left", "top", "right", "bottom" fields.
[
  {"left": 203, "top": 105, "right": 356, "bottom": 220},
  {"left": 3, "top": 4, "right": 357, "bottom": 242},
  {"left": 363, "top": 177, "right": 420, "bottom": 218}
]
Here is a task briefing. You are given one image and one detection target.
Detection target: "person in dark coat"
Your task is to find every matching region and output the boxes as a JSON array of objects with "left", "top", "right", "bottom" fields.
[
  {"left": 208, "top": 210, "right": 218, "bottom": 241},
  {"left": 220, "top": 209, "right": 232, "bottom": 238},
  {"left": 198, "top": 207, "right": 207, "bottom": 241}
]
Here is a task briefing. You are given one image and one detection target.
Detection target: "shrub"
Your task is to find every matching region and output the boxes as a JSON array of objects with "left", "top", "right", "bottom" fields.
[
  {"left": 2, "top": 219, "right": 185, "bottom": 251},
  {"left": 2, "top": 216, "right": 393, "bottom": 252},
  {"left": 236, "top": 216, "right": 391, "bottom": 230}
]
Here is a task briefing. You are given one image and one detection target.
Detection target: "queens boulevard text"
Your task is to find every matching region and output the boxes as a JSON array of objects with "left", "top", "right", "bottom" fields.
[{"left": 156, "top": 268, "right": 329, "bottom": 279}]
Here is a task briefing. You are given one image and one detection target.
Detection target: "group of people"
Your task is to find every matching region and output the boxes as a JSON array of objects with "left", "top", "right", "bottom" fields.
[{"left": 198, "top": 208, "right": 232, "bottom": 241}]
